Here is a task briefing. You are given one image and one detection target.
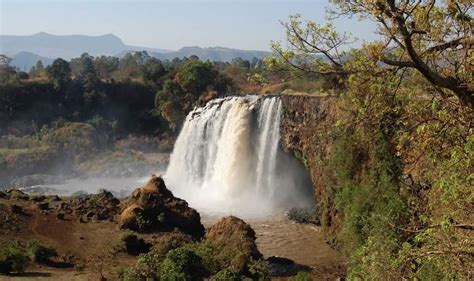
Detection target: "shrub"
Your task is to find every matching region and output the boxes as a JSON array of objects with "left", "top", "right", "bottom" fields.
[
  {"left": 135, "top": 212, "right": 155, "bottom": 231},
  {"left": 0, "top": 242, "right": 29, "bottom": 275},
  {"left": 182, "top": 241, "right": 219, "bottom": 274},
  {"left": 160, "top": 247, "right": 208, "bottom": 280},
  {"left": 247, "top": 258, "right": 269, "bottom": 281},
  {"left": 117, "top": 237, "right": 267, "bottom": 281},
  {"left": 26, "top": 240, "right": 57, "bottom": 264},
  {"left": 116, "top": 234, "right": 192, "bottom": 280},
  {"left": 41, "top": 122, "right": 102, "bottom": 161},
  {"left": 114, "top": 266, "right": 142, "bottom": 281},
  {"left": 293, "top": 271, "right": 312, "bottom": 281},
  {"left": 210, "top": 269, "right": 240, "bottom": 281}
]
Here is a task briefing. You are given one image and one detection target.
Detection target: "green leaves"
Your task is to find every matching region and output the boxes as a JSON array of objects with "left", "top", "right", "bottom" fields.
[
  {"left": 46, "top": 58, "right": 71, "bottom": 90},
  {"left": 176, "top": 60, "right": 217, "bottom": 96}
]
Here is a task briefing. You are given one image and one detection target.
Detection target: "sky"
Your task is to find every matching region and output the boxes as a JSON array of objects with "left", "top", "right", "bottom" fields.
[{"left": 0, "top": 0, "right": 379, "bottom": 51}]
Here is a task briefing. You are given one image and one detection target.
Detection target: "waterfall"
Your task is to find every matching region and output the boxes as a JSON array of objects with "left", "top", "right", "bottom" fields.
[{"left": 165, "top": 95, "right": 313, "bottom": 217}]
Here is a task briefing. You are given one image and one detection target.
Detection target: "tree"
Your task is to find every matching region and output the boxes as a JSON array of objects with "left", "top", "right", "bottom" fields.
[
  {"left": 268, "top": 1, "right": 474, "bottom": 279},
  {"left": 117, "top": 52, "right": 151, "bottom": 79},
  {"left": 142, "top": 58, "right": 166, "bottom": 84},
  {"left": 93, "top": 55, "right": 119, "bottom": 79},
  {"left": 79, "top": 53, "right": 98, "bottom": 89},
  {"left": 231, "top": 57, "right": 251, "bottom": 70},
  {"left": 155, "top": 79, "right": 187, "bottom": 128},
  {"left": 270, "top": 0, "right": 474, "bottom": 107},
  {"left": 46, "top": 58, "right": 71, "bottom": 90},
  {"left": 29, "top": 60, "right": 45, "bottom": 77},
  {"left": 0, "top": 55, "right": 17, "bottom": 84},
  {"left": 330, "top": 0, "right": 473, "bottom": 107},
  {"left": 155, "top": 79, "right": 185, "bottom": 108},
  {"left": 0, "top": 55, "right": 12, "bottom": 65},
  {"left": 176, "top": 60, "right": 217, "bottom": 96}
]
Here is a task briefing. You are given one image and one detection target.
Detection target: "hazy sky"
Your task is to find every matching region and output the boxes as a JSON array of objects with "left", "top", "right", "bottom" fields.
[{"left": 0, "top": 0, "right": 378, "bottom": 51}]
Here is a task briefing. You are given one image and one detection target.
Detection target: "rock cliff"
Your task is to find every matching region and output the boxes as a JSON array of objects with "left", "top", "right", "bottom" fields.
[{"left": 280, "top": 95, "right": 341, "bottom": 242}]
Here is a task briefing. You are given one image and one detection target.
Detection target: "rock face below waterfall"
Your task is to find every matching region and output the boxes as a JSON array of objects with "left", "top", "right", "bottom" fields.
[
  {"left": 120, "top": 175, "right": 205, "bottom": 238},
  {"left": 280, "top": 95, "right": 340, "bottom": 242}
]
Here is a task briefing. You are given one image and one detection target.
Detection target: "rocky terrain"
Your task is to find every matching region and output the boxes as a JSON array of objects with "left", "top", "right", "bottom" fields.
[{"left": 0, "top": 175, "right": 344, "bottom": 280}]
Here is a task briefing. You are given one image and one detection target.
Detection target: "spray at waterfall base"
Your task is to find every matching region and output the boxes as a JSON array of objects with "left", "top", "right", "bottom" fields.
[{"left": 165, "top": 95, "right": 314, "bottom": 217}]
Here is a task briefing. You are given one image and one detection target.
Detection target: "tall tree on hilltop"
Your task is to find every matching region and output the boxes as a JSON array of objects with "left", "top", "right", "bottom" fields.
[
  {"left": 79, "top": 53, "right": 99, "bottom": 89},
  {"left": 46, "top": 58, "right": 71, "bottom": 90}
]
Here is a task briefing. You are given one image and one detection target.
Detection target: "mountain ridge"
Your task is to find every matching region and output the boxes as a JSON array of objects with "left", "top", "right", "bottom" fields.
[{"left": 1, "top": 33, "right": 271, "bottom": 70}]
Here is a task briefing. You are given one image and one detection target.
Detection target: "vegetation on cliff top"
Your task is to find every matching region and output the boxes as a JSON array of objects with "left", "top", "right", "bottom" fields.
[{"left": 271, "top": 0, "right": 473, "bottom": 279}]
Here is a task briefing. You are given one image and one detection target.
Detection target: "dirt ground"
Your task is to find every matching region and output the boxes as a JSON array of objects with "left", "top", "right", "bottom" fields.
[{"left": 0, "top": 195, "right": 345, "bottom": 280}]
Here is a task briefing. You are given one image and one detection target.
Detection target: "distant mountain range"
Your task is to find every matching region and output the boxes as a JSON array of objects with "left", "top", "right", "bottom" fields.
[
  {"left": 0, "top": 32, "right": 271, "bottom": 70},
  {"left": 150, "top": 46, "right": 270, "bottom": 63},
  {"left": 11, "top": 52, "right": 54, "bottom": 71}
]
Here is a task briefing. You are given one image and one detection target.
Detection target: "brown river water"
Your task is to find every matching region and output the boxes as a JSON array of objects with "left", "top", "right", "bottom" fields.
[{"left": 202, "top": 215, "right": 346, "bottom": 280}]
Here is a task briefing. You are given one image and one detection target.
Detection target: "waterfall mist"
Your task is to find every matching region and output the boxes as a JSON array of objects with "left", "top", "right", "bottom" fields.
[{"left": 165, "top": 95, "right": 314, "bottom": 217}]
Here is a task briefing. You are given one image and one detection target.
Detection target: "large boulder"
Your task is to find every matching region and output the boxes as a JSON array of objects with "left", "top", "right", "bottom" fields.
[
  {"left": 206, "top": 216, "right": 262, "bottom": 273},
  {"left": 120, "top": 175, "right": 205, "bottom": 238}
]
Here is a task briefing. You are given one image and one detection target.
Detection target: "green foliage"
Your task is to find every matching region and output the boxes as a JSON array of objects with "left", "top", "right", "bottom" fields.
[
  {"left": 293, "top": 271, "right": 312, "bottom": 281},
  {"left": 26, "top": 240, "right": 58, "bottom": 264},
  {"left": 155, "top": 79, "right": 185, "bottom": 108},
  {"left": 78, "top": 53, "right": 99, "bottom": 89},
  {"left": 114, "top": 266, "right": 143, "bottom": 281},
  {"left": 93, "top": 55, "right": 119, "bottom": 80},
  {"left": 181, "top": 241, "right": 220, "bottom": 275},
  {"left": 46, "top": 58, "right": 71, "bottom": 89},
  {"left": 0, "top": 242, "right": 29, "bottom": 275},
  {"left": 119, "top": 237, "right": 268, "bottom": 281},
  {"left": 135, "top": 211, "right": 155, "bottom": 231},
  {"left": 176, "top": 60, "right": 217, "bottom": 96},
  {"left": 0, "top": 55, "right": 20, "bottom": 84},
  {"left": 160, "top": 247, "right": 207, "bottom": 280},
  {"left": 142, "top": 58, "right": 166, "bottom": 83},
  {"left": 117, "top": 234, "right": 192, "bottom": 280},
  {"left": 247, "top": 258, "right": 269, "bottom": 281},
  {"left": 269, "top": 2, "right": 474, "bottom": 278},
  {"left": 210, "top": 269, "right": 240, "bottom": 281},
  {"left": 41, "top": 122, "right": 101, "bottom": 161},
  {"left": 29, "top": 60, "right": 46, "bottom": 78}
]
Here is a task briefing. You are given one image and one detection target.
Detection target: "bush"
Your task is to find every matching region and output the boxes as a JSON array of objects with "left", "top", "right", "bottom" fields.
[
  {"left": 210, "top": 269, "right": 240, "bottom": 281},
  {"left": 247, "top": 258, "right": 269, "bottom": 281},
  {"left": 181, "top": 241, "right": 219, "bottom": 275},
  {"left": 117, "top": 234, "right": 192, "bottom": 280},
  {"left": 41, "top": 122, "right": 101, "bottom": 160},
  {"left": 0, "top": 242, "right": 29, "bottom": 275},
  {"left": 117, "top": 238, "right": 268, "bottom": 281},
  {"left": 114, "top": 266, "right": 142, "bottom": 281},
  {"left": 26, "top": 240, "right": 57, "bottom": 264},
  {"left": 293, "top": 271, "right": 312, "bottom": 281},
  {"left": 160, "top": 247, "right": 208, "bottom": 280}
]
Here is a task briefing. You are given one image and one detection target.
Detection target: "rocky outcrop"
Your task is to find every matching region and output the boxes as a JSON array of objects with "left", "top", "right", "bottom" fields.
[
  {"left": 59, "top": 190, "right": 121, "bottom": 222},
  {"left": 206, "top": 216, "right": 262, "bottom": 273},
  {"left": 120, "top": 175, "right": 205, "bottom": 238},
  {"left": 280, "top": 95, "right": 341, "bottom": 241}
]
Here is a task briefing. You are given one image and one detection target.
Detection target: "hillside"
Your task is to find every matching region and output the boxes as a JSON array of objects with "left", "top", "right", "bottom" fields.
[{"left": 10, "top": 52, "right": 54, "bottom": 71}]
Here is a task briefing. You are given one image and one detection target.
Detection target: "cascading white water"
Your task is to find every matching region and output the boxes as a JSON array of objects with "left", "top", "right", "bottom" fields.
[{"left": 165, "top": 95, "right": 313, "bottom": 217}]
